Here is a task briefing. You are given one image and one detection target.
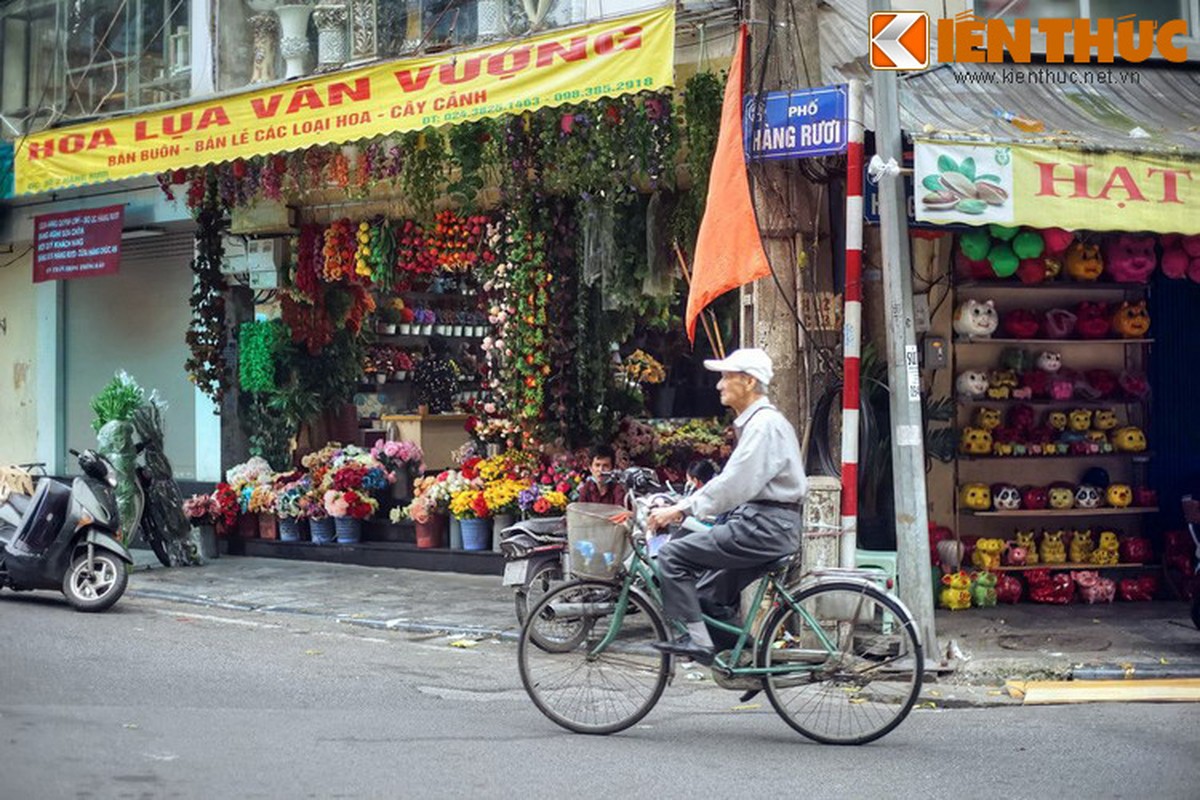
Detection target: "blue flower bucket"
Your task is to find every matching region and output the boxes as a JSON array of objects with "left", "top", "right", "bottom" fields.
[
  {"left": 310, "top": 517, "right": 335, "bottom": 545},
  {"left": 460, "top": 518, "right": 491, "bottom": 551},
  {"left": 335, "top": 517, "right": 363, "bottom": 544},
  {"left": 279, "top": 518, "right": 304, "bottom": 542}
]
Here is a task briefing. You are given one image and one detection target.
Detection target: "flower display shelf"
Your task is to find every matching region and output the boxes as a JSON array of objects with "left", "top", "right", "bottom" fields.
[
  {"left": 993, "top": 562, "right": 1152, "bottom": 572},
  {"left": 963, "top": 507, "right": 1159, "bottom": 517},
  {"left": 957, "top": 398, "right": 1146, "bottom": 407},
  {"left": 958, "top": 451, "right": 1153, "bottom": 461},
  {"left": 956, "top": 281, "right": 1151, "bottom": 292},
  {"left": 955, "top": 338, "right": 1154, "bottom": 346}
]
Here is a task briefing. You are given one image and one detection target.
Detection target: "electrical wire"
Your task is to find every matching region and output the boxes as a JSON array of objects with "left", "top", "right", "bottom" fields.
[{"left": 0, "top": 244, "right": 33, "bottom": 269}]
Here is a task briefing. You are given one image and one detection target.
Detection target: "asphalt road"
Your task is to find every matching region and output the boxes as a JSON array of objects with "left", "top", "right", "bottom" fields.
[{"left": 0, "top": 590, "right": 1195, "bottom": 799}]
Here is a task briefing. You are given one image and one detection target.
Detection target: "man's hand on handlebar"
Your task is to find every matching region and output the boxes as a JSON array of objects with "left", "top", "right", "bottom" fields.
[{"left": 647, "top": 503, "right": 687, "bottom": 532}]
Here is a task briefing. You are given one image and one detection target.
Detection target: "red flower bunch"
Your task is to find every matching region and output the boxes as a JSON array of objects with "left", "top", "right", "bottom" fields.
[
  {"left": 331, "top": 464, "right": 369, "bottom": 491},
  {"left": 428, "top": 210, "right": 490, "bottom": 272},
  {"left": 396, "top": 220, "right": 437, "bottom": 277},
  {"left": 344, "top": 490, "right": 376, "bottom": 520},
  {"left": 322, "top": 219, "right": 357, "bottom": 281},
  {"left": 533, "top": 497, "right": 551, "bottom": 515},
  {"left": 212, "top": 483, "right": 240, "bottom": 528},
  {"left": 461, "top": 456, "right": 482, "bottom": 480},
  {"left": 470, "top": 492, "right": 490, "bottom": 518}
]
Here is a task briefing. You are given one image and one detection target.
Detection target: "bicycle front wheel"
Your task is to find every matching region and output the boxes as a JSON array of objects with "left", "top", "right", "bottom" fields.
[
  {"left": 760, "top": 580, "right": 923, "bottom": 745},
  {"left": 518, "top": 580, "right": 669, "bottom": 735}
]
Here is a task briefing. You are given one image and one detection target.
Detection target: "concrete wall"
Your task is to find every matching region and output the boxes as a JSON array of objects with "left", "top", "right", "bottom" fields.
[{"left": 0, "top": 250, "right": 38, "bottom": 464}]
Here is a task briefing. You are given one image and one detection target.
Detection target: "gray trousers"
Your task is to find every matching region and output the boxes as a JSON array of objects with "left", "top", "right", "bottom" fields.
[{"left": 657, "top": 502, "right": 801, "bottom": 625}]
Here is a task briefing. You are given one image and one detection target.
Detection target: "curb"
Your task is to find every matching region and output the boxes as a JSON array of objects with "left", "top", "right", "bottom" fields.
[{"left": 129, "top": 587, "right": 518, "bottom": 641}]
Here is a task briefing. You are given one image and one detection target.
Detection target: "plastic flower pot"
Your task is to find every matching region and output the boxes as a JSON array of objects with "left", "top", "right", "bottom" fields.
[
  {"left": 398, "top": 324, "right": 411, "bottom": 335},
  {"left": 375, "top": 373, "right": 388, "bottom": 385},
  {"left": 258, "top": 514, "right": 278, "bottom": 540},
  {"left": 422, "top": 324, "right": 433, "bottom": 335},
  {"left": 334, "top": 517, "right": 363, "bottom": 544},
  {"left": 278, "top": 517, "right": 304, "bottom": 542},
  {"left": 415, "top": 513, "right": 447, "bottom": 549},
  {"left": 237, "top": 513, "right": 259, "bottom": 539},
  {"left": 452, "top": 325, "right": 463, "bottom": 337},
  {"left": 310, "top": 517, "right": 335, "bottom": 544},
  {"left": 449, "top": 516, "right": 463, "bottom": 549},
  {"left": 378, "top": 323, "right": 396, "bottom": 335},
  {"left": 391, "top": 471, "right": 412, "bottom": 500},
  {"left": 460, "top": 517, "right": 491, "bottom": 551},
  {"left": 492, "top": 513, "right": 515, "bottom": 552}
]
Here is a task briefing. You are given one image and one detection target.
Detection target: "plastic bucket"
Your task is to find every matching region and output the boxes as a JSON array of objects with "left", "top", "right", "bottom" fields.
[
  {"left": 461, "top": 518, "right": 491, "bottom": 551},
  {"left": 310, "top": 517, "right": 335, "bottom": 545},
  {"left": 566, "top": 502, "right": 630, "bottom": 581}
]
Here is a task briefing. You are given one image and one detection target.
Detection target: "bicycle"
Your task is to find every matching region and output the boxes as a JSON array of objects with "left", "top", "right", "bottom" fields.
[{"left": 517, "top": 468, "right": 925, "bottom": 744}]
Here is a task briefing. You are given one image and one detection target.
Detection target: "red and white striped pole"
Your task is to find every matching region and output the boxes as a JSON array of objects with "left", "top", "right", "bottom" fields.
[{"left": 840, "top": 79, "right": 865, "bottom": 568}]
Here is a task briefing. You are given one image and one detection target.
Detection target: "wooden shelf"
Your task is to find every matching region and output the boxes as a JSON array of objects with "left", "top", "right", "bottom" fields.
[
  {"left": 959, "top": 451, "right": 1152, "bottom": 461},
  {"left": 994, "top": 562, "right": 1154, "bottom": 572},
  {"left": 963, "top": 507, "right": 1159, "bottom": 517},
  {"left": 956, "top": 281, "right": 1149, "bottom": 292},
  {"left": 955, "top": 338, "right": 1153, "bottom": 345},
  {"left": 958, "top": 397, "right": 1145, "bottom": 407}
]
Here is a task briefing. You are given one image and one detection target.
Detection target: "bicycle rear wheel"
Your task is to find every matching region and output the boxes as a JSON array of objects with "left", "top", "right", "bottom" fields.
[
  {"left": 518, "top": 580, "right": 669, "bottom": 735},
  {"left": 760, "top": 580, "right": 923, "bottom": 745}
]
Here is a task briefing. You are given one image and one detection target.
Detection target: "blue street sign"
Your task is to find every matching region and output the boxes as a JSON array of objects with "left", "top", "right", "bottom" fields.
[{"left": 744, "top": 85, "right": 848, "bottom": 161}]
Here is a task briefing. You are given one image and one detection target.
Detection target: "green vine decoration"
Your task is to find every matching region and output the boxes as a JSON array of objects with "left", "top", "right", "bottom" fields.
[
  {"left": 447, "top": 120, "right": 497, "bottom": 210},
  {"left": 238, "top": 319, "right": 287, "bottom": 393},
  {"left": 401, "top": 127, "right": 448, "bottom": 219},
  {"left": 672, "top": 72, "right": 723, "bottom": 252},
  {"left": 184, "top": 174, "right": 230, "bottom": 403}
]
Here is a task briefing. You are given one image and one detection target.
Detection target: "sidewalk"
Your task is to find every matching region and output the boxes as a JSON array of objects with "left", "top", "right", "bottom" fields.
[{"left": 127, "top": 553, "right": 1200, "bottom": 702}]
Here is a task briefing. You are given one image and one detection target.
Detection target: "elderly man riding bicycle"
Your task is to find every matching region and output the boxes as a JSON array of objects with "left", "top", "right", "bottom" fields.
[{"left": 647, "top": 348, "right": 807, "bottom": 665}]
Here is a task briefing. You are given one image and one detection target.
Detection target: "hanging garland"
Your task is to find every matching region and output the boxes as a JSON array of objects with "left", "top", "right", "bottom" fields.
[{"left": 184, "top": 172, "right": 230, "bottom": 402}]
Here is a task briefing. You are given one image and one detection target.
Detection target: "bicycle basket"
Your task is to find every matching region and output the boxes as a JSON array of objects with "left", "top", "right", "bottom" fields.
[{"left": 566, "top": 502, "right": 631, "bottom": 580}]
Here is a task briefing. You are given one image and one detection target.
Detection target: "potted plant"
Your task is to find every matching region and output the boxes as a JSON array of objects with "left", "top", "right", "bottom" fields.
[
  {"left": 398, "top": 305, "right": 415, "bottom": 336},
  {"left": 450, "top": 488, "right": 492, "bottom": 550},
  {"left": 182, "top": 493, "right": 222, "bottom": 560},
  {"left": 377, "top": 305, "right": 402, "bottom": 335},
  {"left": 248, "top": 483, "right": 278, "bottom": 539},
  {"left": 274, "top": 476, "right": 313, "bottom": 541},
  {"left": 419, "top": 308, "right": 434, "bottom": 336},
  {"left": 323, "top": 488, "right": 378, "bottom": 543},
  {"left": 370, "top": 438, "right": 424, "bottom": 500}
]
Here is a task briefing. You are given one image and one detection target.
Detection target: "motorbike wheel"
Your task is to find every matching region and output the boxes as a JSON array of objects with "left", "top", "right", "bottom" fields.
[
  {"left": 1192, "top": 594, "right": 1200, "bottom": 631},
  {"left": 141, "top": 516, "right": 174, "bottom": 568},
  {"left": 62, "top": 550, "right": 128, "bottom": 612},
  {"left": 515, "top": 561, "right": 564, "bottom": 626}
]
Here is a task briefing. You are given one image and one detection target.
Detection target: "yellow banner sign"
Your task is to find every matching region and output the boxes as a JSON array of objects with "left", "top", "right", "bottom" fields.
[
  {"left": 16, "top": 6, "right": 675, "bottom": 196},
  {"left": 915, "top": 139, "right": 1200, "bottom": 234}
]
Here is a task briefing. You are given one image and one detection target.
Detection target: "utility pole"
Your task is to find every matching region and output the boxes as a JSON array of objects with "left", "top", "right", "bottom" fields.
[
  {"left": 745, "top": 0, "right": 822, "bottom": 429},
  {"left": 867, "top": 0, "right": 937, "bottom": 653}
]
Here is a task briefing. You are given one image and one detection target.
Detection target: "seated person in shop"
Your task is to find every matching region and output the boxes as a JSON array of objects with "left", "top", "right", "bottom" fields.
[
  {"left": 413, "top": 336, "right": 459, "bottom": 414},
  {"left": 576, "top": 445, "right": 627, "bottom": 507}
]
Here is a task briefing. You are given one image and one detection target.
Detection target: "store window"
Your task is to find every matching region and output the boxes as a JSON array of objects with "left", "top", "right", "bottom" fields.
[{"left": 0, "top": 0, "right": 192, "bottom": 135}]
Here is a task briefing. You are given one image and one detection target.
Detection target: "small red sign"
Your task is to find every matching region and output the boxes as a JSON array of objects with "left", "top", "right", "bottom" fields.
[{"left": 32, "top": 204, "right": 124, "bottom": 283}]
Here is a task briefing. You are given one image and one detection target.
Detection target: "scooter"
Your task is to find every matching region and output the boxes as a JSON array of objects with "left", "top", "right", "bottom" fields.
[
  {"left": 0, "top": 449, "right": 134, "bottom": 612},
  {"left": 1182, "top": 495, "right": 1200, "bottom": 630},
  {"left": 500, "top": 516, "right": 568, "bottom": 625}
]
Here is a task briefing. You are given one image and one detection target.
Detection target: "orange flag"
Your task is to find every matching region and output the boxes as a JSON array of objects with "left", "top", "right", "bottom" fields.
[{"left": 685, "top": 25, "right": 770, "bottom": 344}]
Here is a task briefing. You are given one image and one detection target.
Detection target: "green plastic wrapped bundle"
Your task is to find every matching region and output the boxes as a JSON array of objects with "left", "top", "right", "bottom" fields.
[{"left": 96, "top": 419, "right": 138, "bottom": 541}]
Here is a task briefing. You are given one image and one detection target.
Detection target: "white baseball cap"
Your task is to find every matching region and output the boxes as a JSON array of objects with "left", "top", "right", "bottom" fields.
[{"left": 703, "top": 348, "right": 774, "bottom": 387}]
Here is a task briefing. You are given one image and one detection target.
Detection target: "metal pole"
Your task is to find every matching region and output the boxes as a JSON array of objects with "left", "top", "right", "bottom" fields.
[
  {"left": 866, "top": 0, "right": 937, "bottom": 652},
  {"left": 839, "top": 79, "right": 864, "bottom": 569}
]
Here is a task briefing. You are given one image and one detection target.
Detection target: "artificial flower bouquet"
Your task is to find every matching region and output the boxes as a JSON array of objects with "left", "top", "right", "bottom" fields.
[
  {"left": 517, "top": 485, "right": 569, "bottom": 518},
  {"left": 370, "top": 439, "right": 424, "bottom": 477},
  {"left": 211, "top": 483, "right": 240, "bottom": 527},
  {"left": 483, "top": 477, "right": 527, "bottom": 517},
  {"left": 182, "top": 493, "right": 221, "bottom": 526},
  {"left": 623, "top": 349, "right": 667, "bottom": 385},
  {"left": 449, "top": 488, "right": 491, "bottom": 519},
  {"left": 274, "top": 476, "right": 314, "bottom": 519},
  {"left": 324, "top": 488, "right": 379, "bottom": 519}
]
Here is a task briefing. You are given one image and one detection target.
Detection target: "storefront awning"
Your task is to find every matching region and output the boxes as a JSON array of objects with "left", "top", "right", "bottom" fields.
[
  {"left": 13, "top": 5, "right": 675, "bottom": 197},
  {"left": 900, "top": 62, "right": 1200, "bottom": 154}
]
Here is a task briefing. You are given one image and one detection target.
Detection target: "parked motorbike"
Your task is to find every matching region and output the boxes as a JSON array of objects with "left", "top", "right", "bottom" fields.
[
  {"left": 501, "top": 516, "right": 568, "bottom": 624},
  {"left": 0, "top": 449, "right": 134, "bottom": 612},
  {"left": 1182, "top": 495, "right": 1200, "bottom": 630}
]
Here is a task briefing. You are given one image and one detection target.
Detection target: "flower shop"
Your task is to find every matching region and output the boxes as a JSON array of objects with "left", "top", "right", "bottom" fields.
[{"left": 167, "top": 20, "right": 746, "bottom": 571}]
